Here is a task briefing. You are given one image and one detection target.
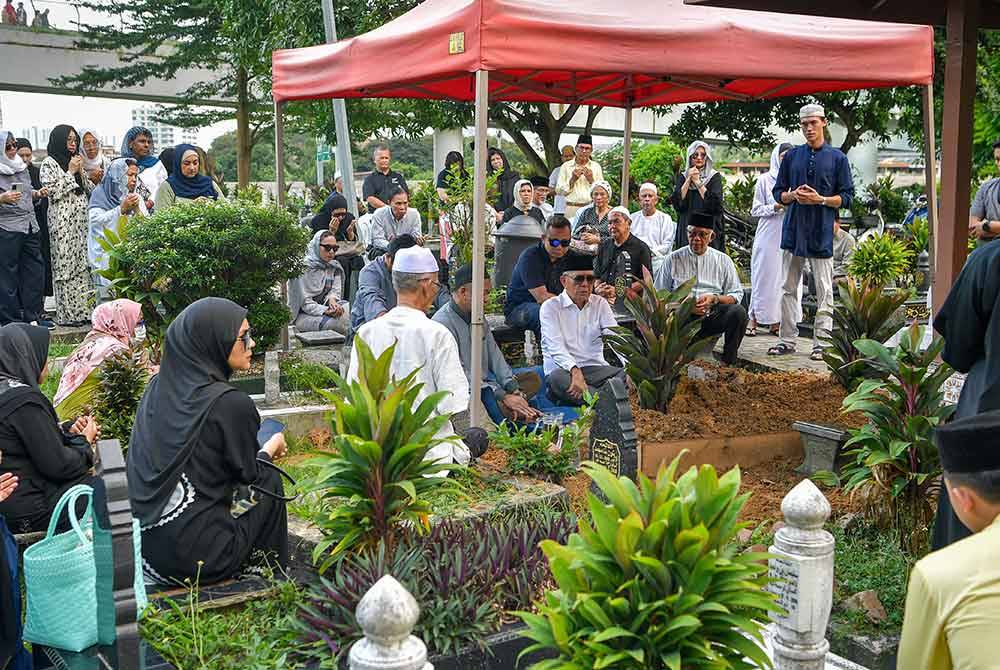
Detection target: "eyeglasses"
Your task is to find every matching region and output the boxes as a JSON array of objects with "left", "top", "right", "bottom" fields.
[
  {"left": 548, "top": 239, "right": 571, "bottom": 248},
  {"left": 320, "top": 244, "right": 339, "bottom": 253},
  {"left": 570, "top": 274, "right": 596, "bottom": 285},
  {"left": 238, "top": 329, "right": 253, "bottom": 349},
  {"left": 421, "top": 277, "right": 441, "bottom": 291},
  {"left": 688, "top": 230, "right": 712, "bottom": 239}
]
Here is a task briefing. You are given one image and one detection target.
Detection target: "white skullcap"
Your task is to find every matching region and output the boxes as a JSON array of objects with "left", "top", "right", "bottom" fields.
[
  {"left": 800, "top": 104, "right": 825, "bottom": 120},
  {"left": 590, "top": 180, "right": 612, "bottom": 199},
  {"left": 610, "top": 205, "right": 631, "bottom": 220},
  {"left": 392, "top": 246, "right": 438, "bottom": 274},
  {"left": 638, "top": 182, "right": 658, "bottom": 195}
]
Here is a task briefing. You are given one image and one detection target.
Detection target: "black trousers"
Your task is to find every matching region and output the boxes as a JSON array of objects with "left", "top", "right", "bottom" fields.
[
  {"left": 0, "top": 229, "right": 44, "bottom": 325},
  {"left": 692, "top": 303, "right": 748, "bottom": 365}
]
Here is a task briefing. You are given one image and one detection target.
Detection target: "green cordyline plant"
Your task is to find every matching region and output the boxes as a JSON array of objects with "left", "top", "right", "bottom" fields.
[
  {"left": 603, "top": 274, "right": 713, "bottom": 413},
  {"left": 820, "top": 279, "right": 910, "bottom": 390},
  {"left": 836, "top": 323, "right": 955, "bottom": 554},
  {"left": 518, "top": 456, "right": 780, "bottom": 670},
  {"left": 846, "top": 232, "right": 914, "bottom": 287},
  {"left": 307, "top": 339, "right": 458, "bottom": 572}
]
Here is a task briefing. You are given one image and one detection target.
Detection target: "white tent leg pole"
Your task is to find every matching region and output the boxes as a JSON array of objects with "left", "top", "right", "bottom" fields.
[
  {"left": 470, "top": 70, "right": 489, "bottom": 429},
  {"left": 274, "top": 100, "right": 290, "bottom": 352},
  {"left": 621, "top": 103, "right": 633, "bottom": 207},
  {"left": 921, "top": 82, "right": 938, "bottom": 295},
  {"left": 321, "top": 0, "right": 359, "bottom": 218}
]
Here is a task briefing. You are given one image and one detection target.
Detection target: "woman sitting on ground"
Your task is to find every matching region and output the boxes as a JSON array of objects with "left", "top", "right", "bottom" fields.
[
  {"left": 153, "top": 143, "right": 221, "bottom": 212},
  {"left": 502, "top": 178, "right": 545, "bottom": 225},
  {"left": 52, "top": 299, "right": 150, "bottom": 421},
  {"left": 289, "top": 230, "right": 350, "bottom": 335},
  {"left": 0, "top": 323, "right": 100, "bottom": 534},
  {"left": 128, "top": 297, "right": 289, "bottom": 584}
]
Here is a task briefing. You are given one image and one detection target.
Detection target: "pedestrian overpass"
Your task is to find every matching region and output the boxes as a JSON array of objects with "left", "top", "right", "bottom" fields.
[{"left": 0, "top": 23, "right": 235, "bottom": 107}]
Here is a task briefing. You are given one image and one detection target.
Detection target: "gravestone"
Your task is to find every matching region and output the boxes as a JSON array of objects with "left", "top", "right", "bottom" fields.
[
  {"left": 792, "top": 422, "right": 849, "bottom": 475},
  {"left": 587, "top": 376, "right": 638, "bottom": 486}
]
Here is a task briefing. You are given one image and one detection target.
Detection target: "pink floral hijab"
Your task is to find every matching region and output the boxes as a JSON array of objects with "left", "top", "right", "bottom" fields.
[{"left": 53, "top": 299, "right": 143, "bottom": 408}]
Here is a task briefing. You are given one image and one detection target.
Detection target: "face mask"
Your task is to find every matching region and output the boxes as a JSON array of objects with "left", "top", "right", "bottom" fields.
[{"left": 133, "top": 324, "right": 146, "bottom": 342}]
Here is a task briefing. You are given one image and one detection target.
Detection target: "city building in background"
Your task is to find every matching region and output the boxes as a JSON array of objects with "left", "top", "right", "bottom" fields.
[{"left": 131, "top": 105, "right": 198, "bottom": 150}]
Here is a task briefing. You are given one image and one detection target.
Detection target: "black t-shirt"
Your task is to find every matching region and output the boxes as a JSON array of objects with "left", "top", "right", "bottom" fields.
[
  {"left": 362, "top": 170, "right": 409, "bottom": 214},
  {"left": 504, "top": 242, "right": 565, "bottom": 316},
  {"left": 594, "top": 234, "right": 653, "bottom": 290}
]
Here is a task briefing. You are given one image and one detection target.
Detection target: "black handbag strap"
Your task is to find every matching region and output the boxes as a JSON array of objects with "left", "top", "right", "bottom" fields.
[{"left": 250, "top": 457, "right": 298, "bottom": 503}]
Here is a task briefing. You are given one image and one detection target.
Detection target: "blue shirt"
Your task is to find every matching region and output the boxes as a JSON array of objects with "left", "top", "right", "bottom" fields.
[
  {"left": 504, "top": 242, "right": 565, "bottom": 317},
  {"left": 773, "top": 142, "right": 854, "bottom": 258}
]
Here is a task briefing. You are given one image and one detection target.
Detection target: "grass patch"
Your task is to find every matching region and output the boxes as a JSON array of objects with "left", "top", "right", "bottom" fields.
[
  {"left": 48, "top": 342, "right": 76, "bottom": 359},
  {"left": 40, "top": 373, "right": 58, "bottom": 402},
  {"left": 423, "top": 466, "right": 513, "bottom": 518}
]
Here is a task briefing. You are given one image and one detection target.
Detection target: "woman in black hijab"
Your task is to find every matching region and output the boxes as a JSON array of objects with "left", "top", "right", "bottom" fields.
[
  {"left": 0, "top": 323, "right": 99, "bottom": 533},
  {"left": 487, "top": 147, "right": 520, "bottom": 214},
  {"left": 128, "top": 298, "right": 289, "bottom": 584}
]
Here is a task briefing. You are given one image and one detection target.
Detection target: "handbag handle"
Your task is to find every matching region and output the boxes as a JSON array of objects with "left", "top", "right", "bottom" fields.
[
  {"left": 250, "top": 457, "right": 298, "bottom": 503},
  {"left": 44, "top": 484, "right": 93, "bottom": 546}
]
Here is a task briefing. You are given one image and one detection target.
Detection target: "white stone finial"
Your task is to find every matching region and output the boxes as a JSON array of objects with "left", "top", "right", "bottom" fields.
[
  {"left": 781, "top": 479, "right": 831, "bottom": 531},
  {"left": 349, "top": 575, "right": 433, "bottom": 670}
]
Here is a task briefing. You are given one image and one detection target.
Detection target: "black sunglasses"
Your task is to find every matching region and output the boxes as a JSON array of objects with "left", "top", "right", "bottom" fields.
[
  {"left": 571, "top": 274, "right": 596, "bottom": 285},
  {"left": 548, "top": 239, "right": 571, "bottom": 248},
  {"left": 239, "top": 329, "right": 252, "bottom": 348},
  {"left": 320, "top": 244, "right": 339, "bottom": 253}
]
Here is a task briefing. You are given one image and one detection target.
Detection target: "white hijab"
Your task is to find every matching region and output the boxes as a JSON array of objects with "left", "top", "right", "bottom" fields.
[
  {"left": 686, "top": 140, "right": 716, "bottom": 184},
  {"left": 768, "top": 142, "right": 793, "bottom": 179},
  {"left": 78, "top": 128, "right": 104, "bottom": 172},
  {"left": 0, "top": 130, "right": 26, "bottom": 177},
  {"left": 512, "top": 178, "right": 533, "bottom": 211}
]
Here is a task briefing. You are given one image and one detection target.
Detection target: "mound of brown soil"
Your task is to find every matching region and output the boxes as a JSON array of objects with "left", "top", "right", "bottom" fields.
[
  {"left": 632, "top": 364, "right": 866, "bottom": 443},
  {"left": 737, "top": 456, "right": 860, "bottom": 524}
]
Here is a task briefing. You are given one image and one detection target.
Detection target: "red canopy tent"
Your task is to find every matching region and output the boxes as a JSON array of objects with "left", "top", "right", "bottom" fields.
[{"left": 271, "top": 0, "right": 933, "bottom": 426}]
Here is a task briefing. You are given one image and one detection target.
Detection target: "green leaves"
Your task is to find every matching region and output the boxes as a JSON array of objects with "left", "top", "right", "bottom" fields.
[
  {"left": 847, "top": 233, "right": 915, "bottom": 287},
  {"left": 519, "top": 456, "right": 775, "bottom": 669}
]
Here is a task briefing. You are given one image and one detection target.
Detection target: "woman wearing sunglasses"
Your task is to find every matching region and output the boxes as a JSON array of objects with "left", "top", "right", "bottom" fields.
[
  {"left": 128, "top": 297, "right": 289, "bottom": 585},
  {"left": 289, "top": 230, "right": 351, "bottom": 336}
]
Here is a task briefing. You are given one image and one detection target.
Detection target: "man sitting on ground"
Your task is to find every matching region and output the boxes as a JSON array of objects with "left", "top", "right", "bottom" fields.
[
  {"left": 369, "top": 186, "right": 423, "bottom": 259},
  {"left": 349, "top": 246, "right": 484, "bottom": 466},
  {"left": 630, "top": 182, "right": 677, "bottom": 270},
  {"left": 540, "top": 254, "right": 624, "bottom": 406},
  {"left": 594, "top": 206, "right": 653, "bottom": 307},
  {"left": 348, "top": 234, "right": 446, "bottom": 340},
  {"left": 897, "top": 411, "right": 1000, "bottom": 670},
  {"left": 433, "top": 264, "right": 544, "bottom": 427},
  {"left": 655, "top": 211, "right": 747, "bottom": 365},
  {"left": 504, "top": 215, "right": 572, "bottom": 341},
  {"left": 531, "top": 175, "right": 554, "bottom": 219}
]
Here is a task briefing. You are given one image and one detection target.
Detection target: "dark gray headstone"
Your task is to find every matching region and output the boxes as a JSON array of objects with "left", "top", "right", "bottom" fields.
[{"left": 588, "top": 376, "right": 638, "bottom": 487}]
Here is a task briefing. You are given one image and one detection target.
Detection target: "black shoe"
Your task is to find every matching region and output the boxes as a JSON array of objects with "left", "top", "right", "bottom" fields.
[{"left": 33, "top": 319, "right": 56, "bottom": 330}]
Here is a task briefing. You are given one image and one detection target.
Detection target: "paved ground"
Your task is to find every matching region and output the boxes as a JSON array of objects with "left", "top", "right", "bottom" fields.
[{"left": 715, "top": 332, "right": 827, "bottom": 374}]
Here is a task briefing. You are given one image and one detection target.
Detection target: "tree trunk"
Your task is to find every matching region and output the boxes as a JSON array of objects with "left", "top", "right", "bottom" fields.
[{"left": 235, "top": 65, "right": 252, "bottom": 189}]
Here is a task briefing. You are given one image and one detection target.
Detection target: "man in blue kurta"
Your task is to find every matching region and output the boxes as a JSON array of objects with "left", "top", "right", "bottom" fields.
[{"left": 768, "top": 104, "right": 854, "bottom": 360}]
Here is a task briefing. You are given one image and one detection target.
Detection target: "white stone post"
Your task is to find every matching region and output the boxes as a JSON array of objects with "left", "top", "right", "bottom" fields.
[
  {"left": 264, "top": 350, "right": 280, "bottom": 406},
  {"left": 349, "top": 575, "right": 433, "bottom": 670},
  {"left": 768, "top": 479, "right": 835, "bottom": 670}
]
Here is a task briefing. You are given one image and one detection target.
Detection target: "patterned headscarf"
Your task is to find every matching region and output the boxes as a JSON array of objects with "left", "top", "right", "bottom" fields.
[{"left": 120, "top": 126, "right": 159, "bottom": 170}]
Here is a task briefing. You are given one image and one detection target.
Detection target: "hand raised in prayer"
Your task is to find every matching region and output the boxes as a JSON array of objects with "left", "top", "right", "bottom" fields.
[
  {"left": 795, "top": 185, "right": 824, "bottom": 205},
  {"left": 0, "top": 472, "right": 16, "bottom": 503},
  {"left": 68, "top": 155, "right": 84, "bottom": 175},
  {"left": 325, "top": 303, "right": 344, "bottom": 318},
  {"left": 500, "top": 393, "right": 542, "bottom": 423},
  {"left": 686, "top": 167, "right": 701, "bottom": 184},
  {"left": 582, "top": 167, "right": 593, "bottom": 182},
  {"left": 581, "top": 232, "right": 600, "bottom": 245},
  {"left": 70, "top": 416, "right": 100, "bottom": 445},
  {"left": 594, "top": 281, "right": 616, "bottom": 302},
  {"left": 122, "top": 193, "right": 141, "bottom": 215},
  {"left": 33, "top": 187, "right": 49, "bottom": 200},
  {"left": 89, "top": 168, "right": 104, "bottom": 185},
  {"left": 0, "top": 190, "right": 21, "bottom": 205}
]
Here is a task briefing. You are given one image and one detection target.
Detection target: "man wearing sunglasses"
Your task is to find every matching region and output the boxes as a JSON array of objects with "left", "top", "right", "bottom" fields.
[
  {"left": 656, "top": 212, "right": 747, "bottom": 366},
  {"left": 540, "top": 254, "right": 623, "bottom": 406},
  {"left": 504, "top": 215, "right": 573, "bottom": 341},
  {"left": 769, "top": 103, "right": 855, "bottom": 361}
]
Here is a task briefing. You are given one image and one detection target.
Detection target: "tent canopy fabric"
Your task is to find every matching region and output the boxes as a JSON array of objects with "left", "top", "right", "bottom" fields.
[{"left": 271, "top": 0, "right": 934, "bottom": 106}]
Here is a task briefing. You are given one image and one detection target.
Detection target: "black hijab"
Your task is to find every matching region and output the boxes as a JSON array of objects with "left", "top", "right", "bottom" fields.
[
  {"left": 0, "top": 323, "right": 53, "bottom": 423},
  {"left": 159, "top": 148, "right": 176, "bottom": 177},
  {"left": 311, "top": 192, "right": 354, "bottom": 235},
  {"left": 127, "top": 297, "right": 248, "bottom": 525},
  {"left": 46, "top": 124, "right": 84, "bottom": 193}
]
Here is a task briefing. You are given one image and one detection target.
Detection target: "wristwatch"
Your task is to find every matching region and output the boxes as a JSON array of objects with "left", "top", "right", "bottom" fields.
[
  {"left": 820, "top": 196, "right": 828, "bottom": 207},
  {"left": 983, "top": 220, "right": 993, "bottom": 235}
]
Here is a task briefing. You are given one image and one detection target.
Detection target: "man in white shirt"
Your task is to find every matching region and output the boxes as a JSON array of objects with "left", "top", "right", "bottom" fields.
[
  {"left": 369, "top": 187, "right": 423, "bottom": 258},
  {"left": 530, "top": 175, "right": 554, "bottom": 220},
  {"left": 349, "top": 246, "right": 477, "bottom": 467},
  {"left": 555, "top": 134, "right": 604, "bottom": 220},
  {"left": 656, "top": 212, "right": 747, "bottom": 365},
  {"left": 549, "top": 145, "right": 575, "bottom": 215},
  {"left": 540, "top": 253, "right": 623, "bottom": 406},
  {"left": 630, "top": 183, "right": 676, "bottom": 268}
]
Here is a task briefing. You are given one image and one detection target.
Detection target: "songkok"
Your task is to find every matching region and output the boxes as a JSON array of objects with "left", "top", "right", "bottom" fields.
[
  {"left": 610, "top": 206, "right": 631, "bottom": 221},
  {"left": 392, "top": 246, "right": 438, "bottom": 274},
  {"left": 689, "top": 211, "right": 715, "bottom": 230},
  {"left": 638, "top": 182, "right": 658, "bottom": 195},
  {"left": 386, "top": 233, "right": 417, "bottom": 259},
  {"left": 800, "top": 104, "right": 825, "bottom": 120},
  {"left": 562, "top": 253, "right": 595, "bottom": 274},
  {"left": 590, "top": 180, "right": 612, "bottom": 199},
  {"left": 576, "top": 134, "right": 593, "bottom": 146},
  {"left": 935, "top": 411, "right": 1000, "bottom": 474},
  {"left": 530, "top": 175, "right": 549, "bottom": 188},
  {"left": 452, "top": 263, "right": 484, "bottom": 289}
]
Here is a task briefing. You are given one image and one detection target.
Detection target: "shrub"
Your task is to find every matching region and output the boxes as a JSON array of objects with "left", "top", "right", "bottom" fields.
[
  {"left": 725, "top": 172, "right": 758, "bottom": 220},
  {"left": 279, "top": 354, "right": 338, "bottom": 402},
  {"left": 846, "top": 233, "right": 914, "bottom": 287},
  {"left": 865, "top": 175, "right": 908, "bottom": 224},
  {"left": 306, "top": 338, "right": 457, "bottom": 571},
  {"left": 519, "top": 457, "right": 779, "bottom": 669},
  {"left": 99, "top": 199, "right": 310, "bottom": 350},
  {"left": 436, "top": 164, "right": 499, "bottom": 267},
  {"left": 630, "top": 137, "right": 686, "bottom": 205},
  {"left": 836, "top": 323, "right": 955, "bottom": 553},
  {"left": 821, "top": 279, "right": 910, "bottom": 390},
  {"left": 293, "top": 505, "right": 575, "bottom": 662},
  {"left": 603, "top": 275, "right": 713, "bottom": 412},
  {"left": 904, "top": 215, "right": 929, "bottom": 254},
  {"left": 92, "top": 349, "right": 150, "bottom": 449}
]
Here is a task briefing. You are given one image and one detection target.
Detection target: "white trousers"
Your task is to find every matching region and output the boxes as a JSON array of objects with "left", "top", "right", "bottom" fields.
[{"left": 780, "top": 251, "right": 833, "bottom": 350}]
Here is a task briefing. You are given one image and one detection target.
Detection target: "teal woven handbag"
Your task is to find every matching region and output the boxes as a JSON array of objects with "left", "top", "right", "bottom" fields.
[{"left": 23, "top": 484, "right": 149, "bottom": 652}]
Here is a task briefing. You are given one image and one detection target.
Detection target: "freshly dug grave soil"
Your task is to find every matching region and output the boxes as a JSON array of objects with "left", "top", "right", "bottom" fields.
[
  {"left": 737, "top": 456, "right": 860, "bottom": 524},
  {"left": 632, "top": 364, "right": 867, "bottom": 442}
]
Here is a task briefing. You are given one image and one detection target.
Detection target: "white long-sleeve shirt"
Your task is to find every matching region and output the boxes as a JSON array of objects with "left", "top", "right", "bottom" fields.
[
  {"left": 369, "top": 205, "right": 422, "bottom": 252},
  {"left": 87, "top": 201, "right": 148, "bottom": 271},
  {"left": 540, "top": 291, "right": 618, "bottom": 375},
  {"left": 348, "top": 305, "right": 470, "bottom": 466},
  {"left": 629, "top": 209, "right": 676, "bottom": 256},
  {"left": 655, "top": 245, "right": 744, "bottom": 302}
]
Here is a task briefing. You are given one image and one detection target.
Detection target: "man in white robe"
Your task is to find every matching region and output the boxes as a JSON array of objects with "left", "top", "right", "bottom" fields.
[
  {"left": 348, "top": 246, "right": 475, "bottom": 467},
  {"left": 629, "top": 182, "right": 676, "bottom": 274}
]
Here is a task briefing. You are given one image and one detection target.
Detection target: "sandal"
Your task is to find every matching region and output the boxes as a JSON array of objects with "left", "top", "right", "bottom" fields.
[
  {"left": 810, "top": 347, "right": 825, "bottom": 361},
  {"left": 745, "top": 325, "right": 758, "bottom": 337},
  {"left": 767, "top": 343, "right": 796, "bottom": 356}
]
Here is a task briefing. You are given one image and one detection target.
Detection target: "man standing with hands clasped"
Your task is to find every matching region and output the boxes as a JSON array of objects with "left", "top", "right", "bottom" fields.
[{"left": 768, "top": 104, "right": 854, "bottom": 361}]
